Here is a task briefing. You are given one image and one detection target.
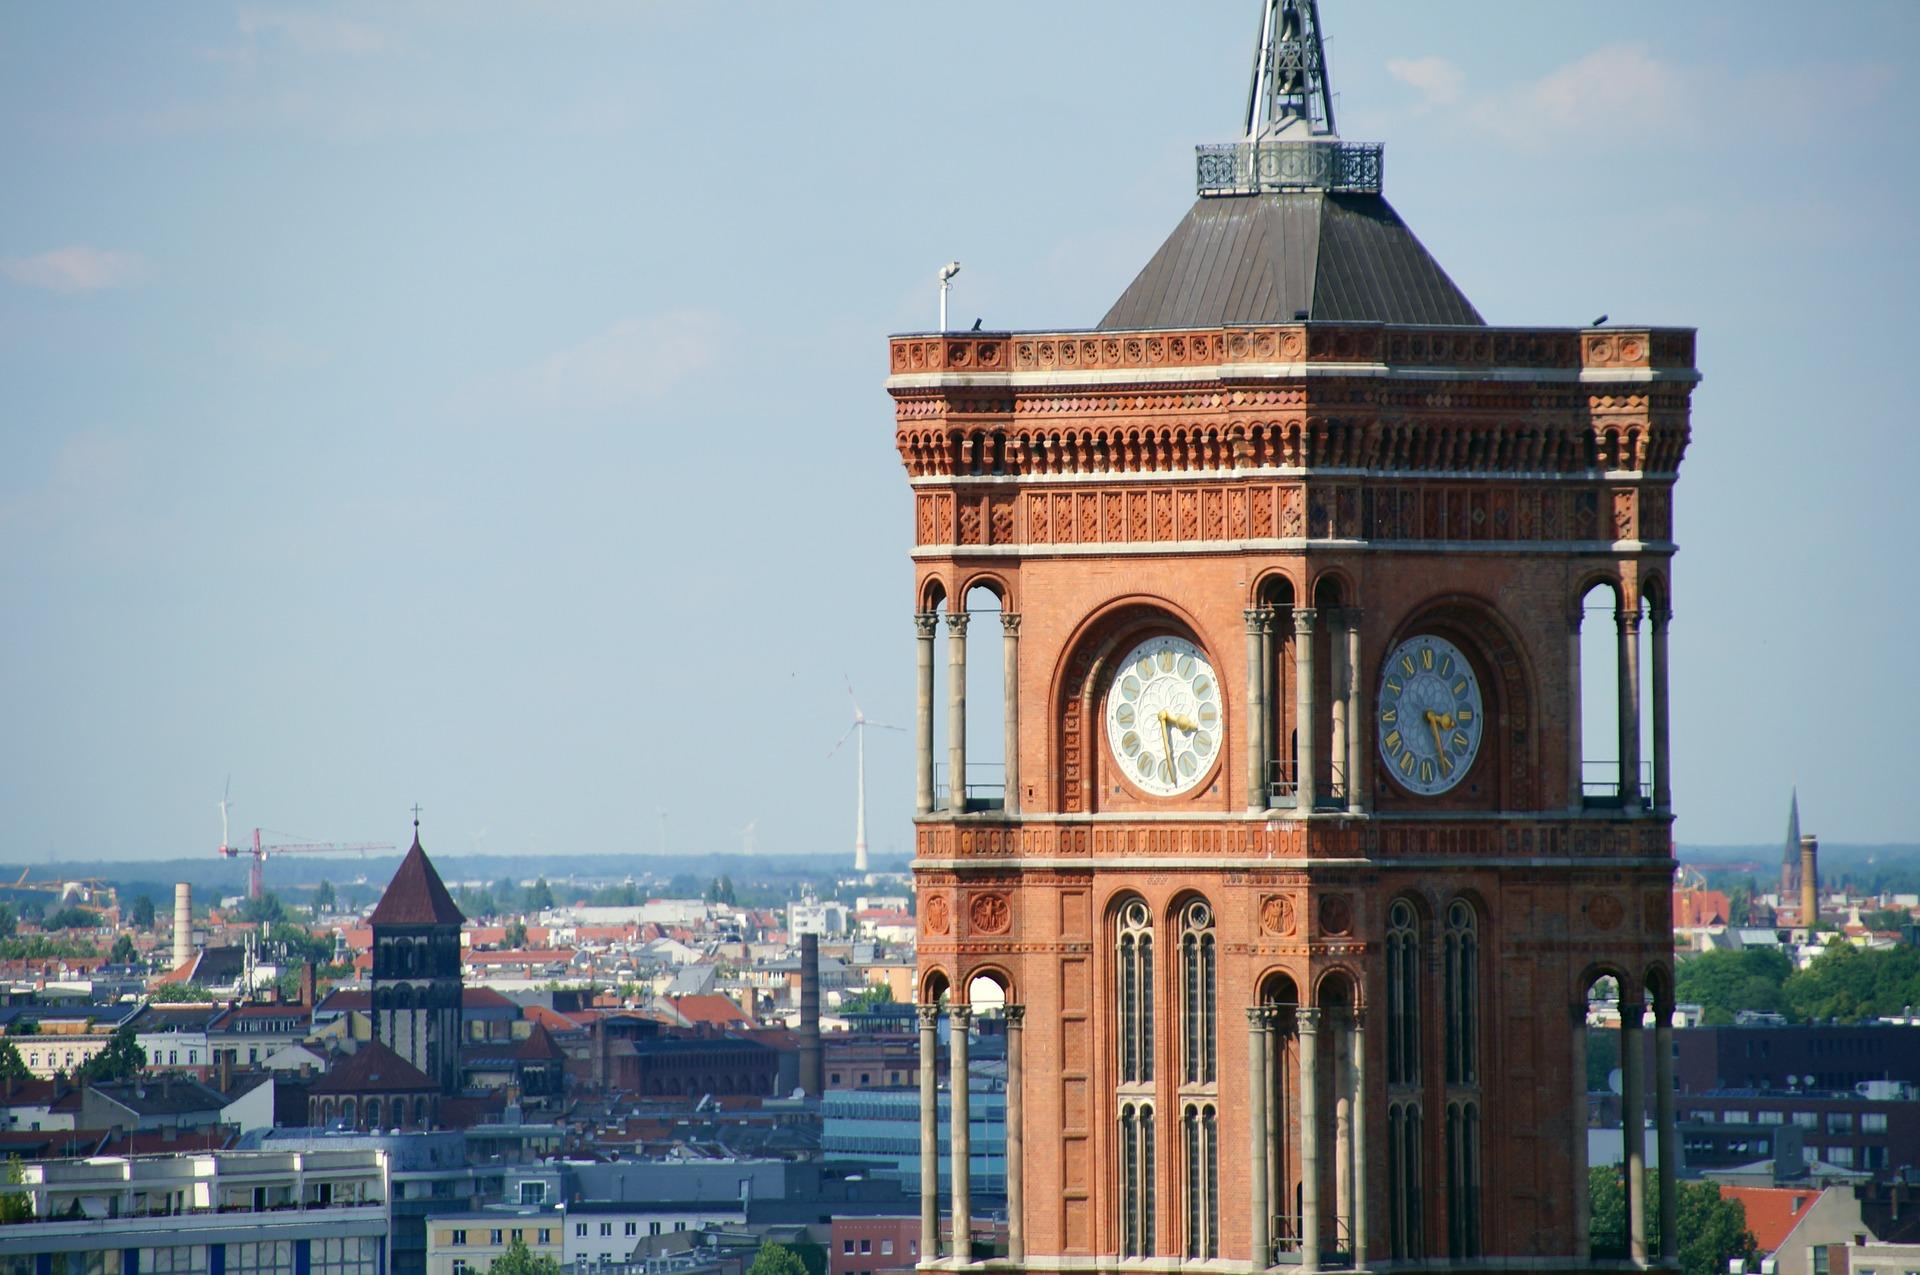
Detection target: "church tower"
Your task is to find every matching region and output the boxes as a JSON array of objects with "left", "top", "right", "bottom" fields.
[
  {"left": 898, "top": 2, "right": 1693, "bottom": 1270},
  {"left": 368, "top": 825, "right": 466, "bottom": 1095}
]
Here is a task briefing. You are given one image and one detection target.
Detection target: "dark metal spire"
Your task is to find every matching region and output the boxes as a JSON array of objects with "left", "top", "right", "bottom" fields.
[{"left": 1246, "top": 0, "right": 1337, "bottom": 141}]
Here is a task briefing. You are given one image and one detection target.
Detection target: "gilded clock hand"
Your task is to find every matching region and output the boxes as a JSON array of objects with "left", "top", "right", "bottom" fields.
[
  {"left": 1423, "top": 709, "right": 1447, "bottom": 757},
  {"left": 1158, "top": 710, "right": 1177, "bottom": 784},
  {"left": 1166, "top": 711, "right": 1200, "bottom": 733}
]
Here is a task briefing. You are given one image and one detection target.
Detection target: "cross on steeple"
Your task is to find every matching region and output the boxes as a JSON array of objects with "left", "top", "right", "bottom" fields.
[
  {"left": 410, "top": 803, "right": 423, "bottom": 832},
  {"left": 1246, "top": 0, "right": 1337, "bottom": 141}
]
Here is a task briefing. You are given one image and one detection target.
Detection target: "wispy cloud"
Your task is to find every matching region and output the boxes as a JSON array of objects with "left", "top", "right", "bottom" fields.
[
  {"left": 0, "top": 246, "right": 143, "bottom": 294},
  {"left": 234, "top": 8, "right": 393, "bottom": 57},
  {"left": 1386, "top": 56, "right": 1465, "bottom": 110},
  {"left": 479, "top": 310, "right": 731, "bottom": 414},
  {"left": 1386, "top": 45, "right": 1894, "bottom": 150}
]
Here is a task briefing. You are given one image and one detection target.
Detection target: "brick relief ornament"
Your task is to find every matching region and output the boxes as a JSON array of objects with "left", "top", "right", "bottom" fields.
[
  {"left": 1318, "top": 894, "right": 1352, "bottom": 937},
  {"left": 969, "top": 892, "right": 1011, "bottom": 935},
  {"left": 1260, "top": 894, "right": 1297, "bottom": 937},
  {"left": 1588, "top": 893, "right": 1625, "bottom": 931},
  {"left": 923, "top": 894, "right": 951, "bottom": 936}
]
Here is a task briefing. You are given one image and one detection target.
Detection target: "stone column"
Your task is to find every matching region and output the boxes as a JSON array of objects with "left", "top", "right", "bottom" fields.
[
  {"left": 1655, "top": 1001, "right": 1677, "bottom": 1264},
  {"left": 1345, "top": 613, "right": 1368, "bottom": 814},
  {"left": 1567, "top": 609, "right": 1585, "bottom": 809},
  {"left": 1649, "top": 605, "right": 1671, "bottom": 813},
  {"left": 1299, "top": 1007, "right": 1322, "bottom": 1273},
  {"left": 947, "top": 611, "right": 970, "bottom": 814},
  {"left": 1002, "top": 614, "right": 1022, "bottom": 816},
  {"left": 1621, "top": 999, "right": 1647, "bottom": 1267},
  {"left": 1260, "top": 608, "right": 1276, "bottom": 792},
  {"left": 1246, "top": 609, "right": 1269, "bottom": 811},
  {"left": 1248, "top": 1007, "right": 1272, "bottom": 1269},
  {"left": 1616, "top": 604, "right": 1642, "bottom": 811},
  {"left": 1329, "top": 613, "right": 1349, "bottom": 800},
  {"left": 949, "top": 1005, "right": 973, "bottom": 1261},
  {"left": 1571, "top": 1001, "right": 1590, "bottom": 1260},
  {"left": 1351, "top": 1012, "right": 1369, "bottom": 1268},
  {"left": 918, "top": 1003, "right": 940, "bottom": 1263},
  {"left": 1005, "top": 1005, "right": 1026, "bottom": 1264},
  {"left": 1334, "top": 1028, "right": 1351, "bottom": 1253},
  {"left": 915, "top": 613, "right": 938, "bottom": 816},
  {"left": 1294, "top": 609, "right": 1319, "bottom": 812}
]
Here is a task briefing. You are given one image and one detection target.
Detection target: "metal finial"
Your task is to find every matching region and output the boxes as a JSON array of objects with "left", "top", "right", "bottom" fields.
[
  {"left": 410, "top": 803, "right": 423, "bottom": 833},
  {"left": 1246, "top": 0, "right": 1336, "bottom": 142}
]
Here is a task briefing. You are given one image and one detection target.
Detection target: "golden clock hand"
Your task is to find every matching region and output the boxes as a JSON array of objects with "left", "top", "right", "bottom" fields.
[
  {"left": 1424, "top": 709, "right": 1447, "bottom": 757},
  {"left": 1167, "top": 711, "right": 1200, "bottom": 733},
  {"left": 1159, "top": 711, "right": 1177, "bottom": 784}
]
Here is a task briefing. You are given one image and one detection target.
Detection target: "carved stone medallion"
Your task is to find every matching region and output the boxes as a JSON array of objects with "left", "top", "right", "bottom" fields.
[
  {"left": 969, "top": 892, "right": 1011, "bottom": 935},
  {"left": 1260, "top": 894, "right": 1296, "bottom": 936},
  {"left": 1588, "top": 893, "right": 1624, "bottom": 931},
  {"left": 1318, "top": 894, "right": 1352, "bottom": 937},
  {"left": 923, "top": 894, "right": 951, "bottom": 936}
]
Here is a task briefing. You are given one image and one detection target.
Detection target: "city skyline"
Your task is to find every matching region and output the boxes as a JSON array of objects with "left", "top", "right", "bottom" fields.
[{"left": 3, "top": 2, "right": 1915, "bottom": 860}]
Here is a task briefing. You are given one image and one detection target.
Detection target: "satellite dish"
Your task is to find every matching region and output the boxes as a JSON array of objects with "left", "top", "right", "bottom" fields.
[{"left": 1608, "top": 1067, "right": 1623, "bottom": 1095}]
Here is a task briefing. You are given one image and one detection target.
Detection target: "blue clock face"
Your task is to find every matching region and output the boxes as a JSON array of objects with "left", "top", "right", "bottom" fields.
[{"left": 1377, "top": 635, "right": 1484, "bottom": 796}]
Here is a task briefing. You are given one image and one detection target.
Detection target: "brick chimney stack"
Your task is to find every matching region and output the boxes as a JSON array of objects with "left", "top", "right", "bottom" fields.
[
  {"left": 1801, "top": 834, "right": 1820, "bottom": 929},
  {"left": 798, "top": 932, "right": 823, "bottom": 1097}
]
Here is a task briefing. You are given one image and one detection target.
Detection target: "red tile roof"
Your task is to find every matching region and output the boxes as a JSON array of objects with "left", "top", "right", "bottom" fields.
[
  {"left": 367, "top": 838, "right": 465, "bottom": 928},
  {"left": 671, "top": 994, "right": 752, "bottom": 1029},
  {"left": 309, "top": 1041, "right": 436, "bottom": 1095},
  {"left": 1719, "top": 1185, "right": 1823, "bottom": 1254},
  {"left": 513, "top": 1023, "right": 567, "bottom": 1062}
]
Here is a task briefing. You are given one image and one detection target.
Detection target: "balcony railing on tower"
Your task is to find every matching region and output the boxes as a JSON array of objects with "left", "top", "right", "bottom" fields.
[
  {"left": 1195, "top": 140, "right": 1383, "bottom": 196},
  {"left": 934, "top": 763, "right": 1006, "bottom": 813},
  {"left": 1582, "top": 759, "right": 1653, "bottom": 808}
]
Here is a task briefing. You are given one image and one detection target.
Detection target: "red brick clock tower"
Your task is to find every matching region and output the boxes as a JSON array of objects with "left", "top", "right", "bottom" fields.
[{"left": 895, "top": 3, "right": 1695, "bottom": 1272}]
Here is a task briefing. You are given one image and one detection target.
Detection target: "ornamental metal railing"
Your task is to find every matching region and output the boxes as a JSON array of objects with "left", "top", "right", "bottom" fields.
[
  {"left": 934, "top": 762, "right": 1006, "bottom": 811},
  {"left": 1581, "top": 759, "right": 1653, "bottom": 806},
  {"left": 1196, "top": 139, "right": 1384, "bottom": 196}
]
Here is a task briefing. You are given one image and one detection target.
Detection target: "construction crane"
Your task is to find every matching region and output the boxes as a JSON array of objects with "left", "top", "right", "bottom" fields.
[{"left": 219, "top": 827, "right": 392, "bottom": 902}]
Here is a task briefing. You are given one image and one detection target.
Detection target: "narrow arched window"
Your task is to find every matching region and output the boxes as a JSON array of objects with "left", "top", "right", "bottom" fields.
[
  {"left": 1181, "top": 1102, "right": 1219, "bottom": 1259},
  {"left": 1117, "top": 900, "right": 1154, "bottom": 1084},
  {"left": 1444, "top": 901, "right": 1479, "bottom": 1086},
  {"left": 1180, "top": 900, "right": 1216, "bottom": 1085},
  {"left": 1446, "top": 1101, "right": 1482, "bottom": 1258},
  {"left": 1386, "top": 901, "right": 1421, "bottom": 1087},
  {"left": 1390, "top": 1100, "right": 1425, "bottom": 1260},
  {"left": 1119, "top": 1101, "right": 1157, "bottom": 1257}
]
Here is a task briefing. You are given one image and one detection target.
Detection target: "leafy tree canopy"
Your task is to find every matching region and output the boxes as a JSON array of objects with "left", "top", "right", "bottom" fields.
[
  {"left": 41, "top": 907, "right": 102, "bottom": 932},
  {"left": 108, "top": 935, "right": 137, "bottom": 965},
  {"left": 0, "top": 1042, "right": 30, "bottom": 1084},
  {"left": 485, "top": 1240, "right": 562, "bottom": 1275},
  {"left": 75, "top": 1026, "right": 145, "bottom": 1084},
  {"left": 746, "top": 1243, "right": 809, "bottom": 1275},
  {"left": 1785, "top": 942, "right": 1920, "bottom": 1023},
  {"left": 1675, "top": 949, "right": 1793, "bottom": 1024},
  {"left": 1589, "top": 1165, "right": 1758, "bottom": 1275},
  {"left": 129, "top": 895, "right": 156, "bottom": 928}
]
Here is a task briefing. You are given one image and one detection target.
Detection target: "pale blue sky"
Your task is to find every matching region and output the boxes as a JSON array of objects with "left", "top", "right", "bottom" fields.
[{"left": 2, "top": 2, "right": 1913, "bottom": 863}]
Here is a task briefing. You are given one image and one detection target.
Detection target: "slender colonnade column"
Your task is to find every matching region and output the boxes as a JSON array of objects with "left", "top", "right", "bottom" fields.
[
  {"left": 1260, "top": 607, "right": 1276, "bottom": 793},
  {"left": 1005, "top": 1005, "right": 1026, "bottom": 1264},
  {"left": 1248, "top": 1007, "right": 1272, "bottom": 1269},
  {"left": 1571, "top": 1000, "right": 1590, "bottom": 1259},
  {"left": 1616, "top": 603, "right": 1642, "bottom": 811},
  {"left": 1299, "top": 1007, "right": 1322, "bottom": 1273},
  {"left": 1246, "top": 609, "right": 1269, "bottom": 811},
  {"left": 1567, "top": 608, "right": 1585, "bottom": 809},
  {"left": 1351, "top": 1012, "right": 1368, "bottom": 1267},
  {"left": 947, "top": 612, "right": 970, "bottom": 814},
  {"left": 1655, "top": 999, "right": 1677, "bottom": 1264},
  {"left": 1650, "top": 604, "right": 1671, "bottom": 813},
  {"left": 1346, "top": 612, "right": 1367, "bottom": 814},
  {"left": 1621, "top": 998, "right": 1647, "bottom": 1266},
  {"left": 1001, "top": 614, "right": 1021, "bottom": 815},
  {"left": 1294, "top": 609, "right": 1319, "bottom": 812},
  {"left": 915, "top": 613, "right": 938, "bottom": 816},
  {"left": 918, "top": 1003, "right": 940, "bottom": 1263},
  {"left": 949, "top": 1005, "right": 973, "bottom": 1261}
]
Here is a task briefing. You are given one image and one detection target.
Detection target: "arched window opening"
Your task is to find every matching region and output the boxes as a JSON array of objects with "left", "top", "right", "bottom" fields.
[
  {"left": 1445, "top": 1101, "right": 1482, "bottom": 1257},
  {"left": 1386, "top": 900, "right": 1423, "bottom": 1260},
  {"left": 958, "top": 583, "right": 1009, "bottom": 811},
  {"left": 1444, "top": 901, "right": 1479, "bottom": 1087},
  {"left": 1578, "top": 581, "right": 1638, "bottom": 804},
  {"left": 1116, "top": 900, "right": 1154, "bottom": 1086},
  {"left": 1119, "top": 1101, "right": 1157, "bottom": 1257},
  {"left": 1313, "top": 578, "right": 1348, "bottom": 801},
  {"left": 1183, "top": 1103, "right": 1220, "bottom": 1260},
  {"left": 967, "top": 973, "right": 1007, "bottom": 1017},
  {"left": 1258, "top": 576, "right": 1298, "bottom": 805},
  {"left": 1180, "top": 900, "right": 1216, "bottom": 1086}
]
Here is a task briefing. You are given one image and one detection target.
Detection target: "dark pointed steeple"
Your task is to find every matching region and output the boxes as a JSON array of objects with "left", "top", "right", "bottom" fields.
[{"left": 369, "top": 830, "right": 465, "bottom": 928}]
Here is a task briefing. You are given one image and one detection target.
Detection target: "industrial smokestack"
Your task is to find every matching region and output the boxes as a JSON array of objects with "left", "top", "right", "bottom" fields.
[
  {"left": 1801, "top": 834, "right": 1819, "bottom": 930},
  {"left": 173, "top": 883, "right": 193, "bottom": 970},
  {"left": 798, "top": 932, "right": 823, "bottom": 1097}
]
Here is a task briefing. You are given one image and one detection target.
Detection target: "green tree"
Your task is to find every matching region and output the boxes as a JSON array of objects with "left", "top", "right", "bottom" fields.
[
  {"left": 267, "top": 921, "right": 331, "bottom": 966},
  {"left": 504, "top": 920, "right": 528, "bottom": 949},
  {"left": 75, "top": 1026, "right": 146, "bottom": 1084},
  {"left": 745, "top": 1243, "right": 808, "bottom": 1275},
  {"left": 1674, "top": 949, "right": 1792, "bottom": 1023},
  {"left": 236, "top": 893, "right": 286, "bottom": 926},
  {"left": 839, "top": 984, "right": 897, "bottom": 1015},
  {"left": 523, "top": 878, "right": 554, "bottom": 911},
  {"left": 786, "top": 1240, "right": 827, "bottom": 1275},
  {"left": 1785, "top": 943, "right": 1920, "bottom": 1023},
  {"left": 706, "top": 875, "right": 737, "bottom": 906},
  {"left": 1588, "top": 1166, "right": 1757, "bottom": 1275},
  {"left": 493, "top": 877, "right": 520, "bottom": 911},
  {"left": 108, "top": 934, "right": 137, "bottom": 965},
  {"left": 41, "top": 906, "right": 102, "bottom": 932},
  {"left": 129, "top": 895, "right": 156, "bottom": 928},
  {"left": 484, "top": 1240, "right": 561, "bottom": 1275},
  {"left": 311, "top": 880, "right": 336, "bottom": 912},
  {"left": 0, "top": 906, "right": 14, "bottom": 940},
  {"left": 0, "top": 1158, "right": 34, "bottom": 1225},
  {"left": 0, "top": 1042, "right": 29, "bottom": 1084}
]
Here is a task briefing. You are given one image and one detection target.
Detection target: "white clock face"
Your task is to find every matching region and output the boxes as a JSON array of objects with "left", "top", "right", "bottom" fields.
[
  {"left": 1105, "top": 635, "right": 1222, "bottom": 798},
  {"left": 1377, "top": 634, "right": 1484, "bottom": 796}
]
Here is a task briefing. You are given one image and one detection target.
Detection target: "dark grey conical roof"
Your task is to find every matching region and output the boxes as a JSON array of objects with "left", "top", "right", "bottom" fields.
[{"left": 1099, "top": 189, "right": 1483, "bottom": 330}]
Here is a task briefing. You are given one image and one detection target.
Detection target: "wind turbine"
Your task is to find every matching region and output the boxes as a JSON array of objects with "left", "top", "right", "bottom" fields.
[{"left": 829, "top": 679, "right": 904, "bottom": 873}]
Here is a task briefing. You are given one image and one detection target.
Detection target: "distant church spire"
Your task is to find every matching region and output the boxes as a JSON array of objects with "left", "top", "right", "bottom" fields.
[
  {"left": 1246, "top": 0, "right": 1337, "bottom": 140},
  {"left": 1781, "top": 788, "right": 1802, "bottom": 895}
]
